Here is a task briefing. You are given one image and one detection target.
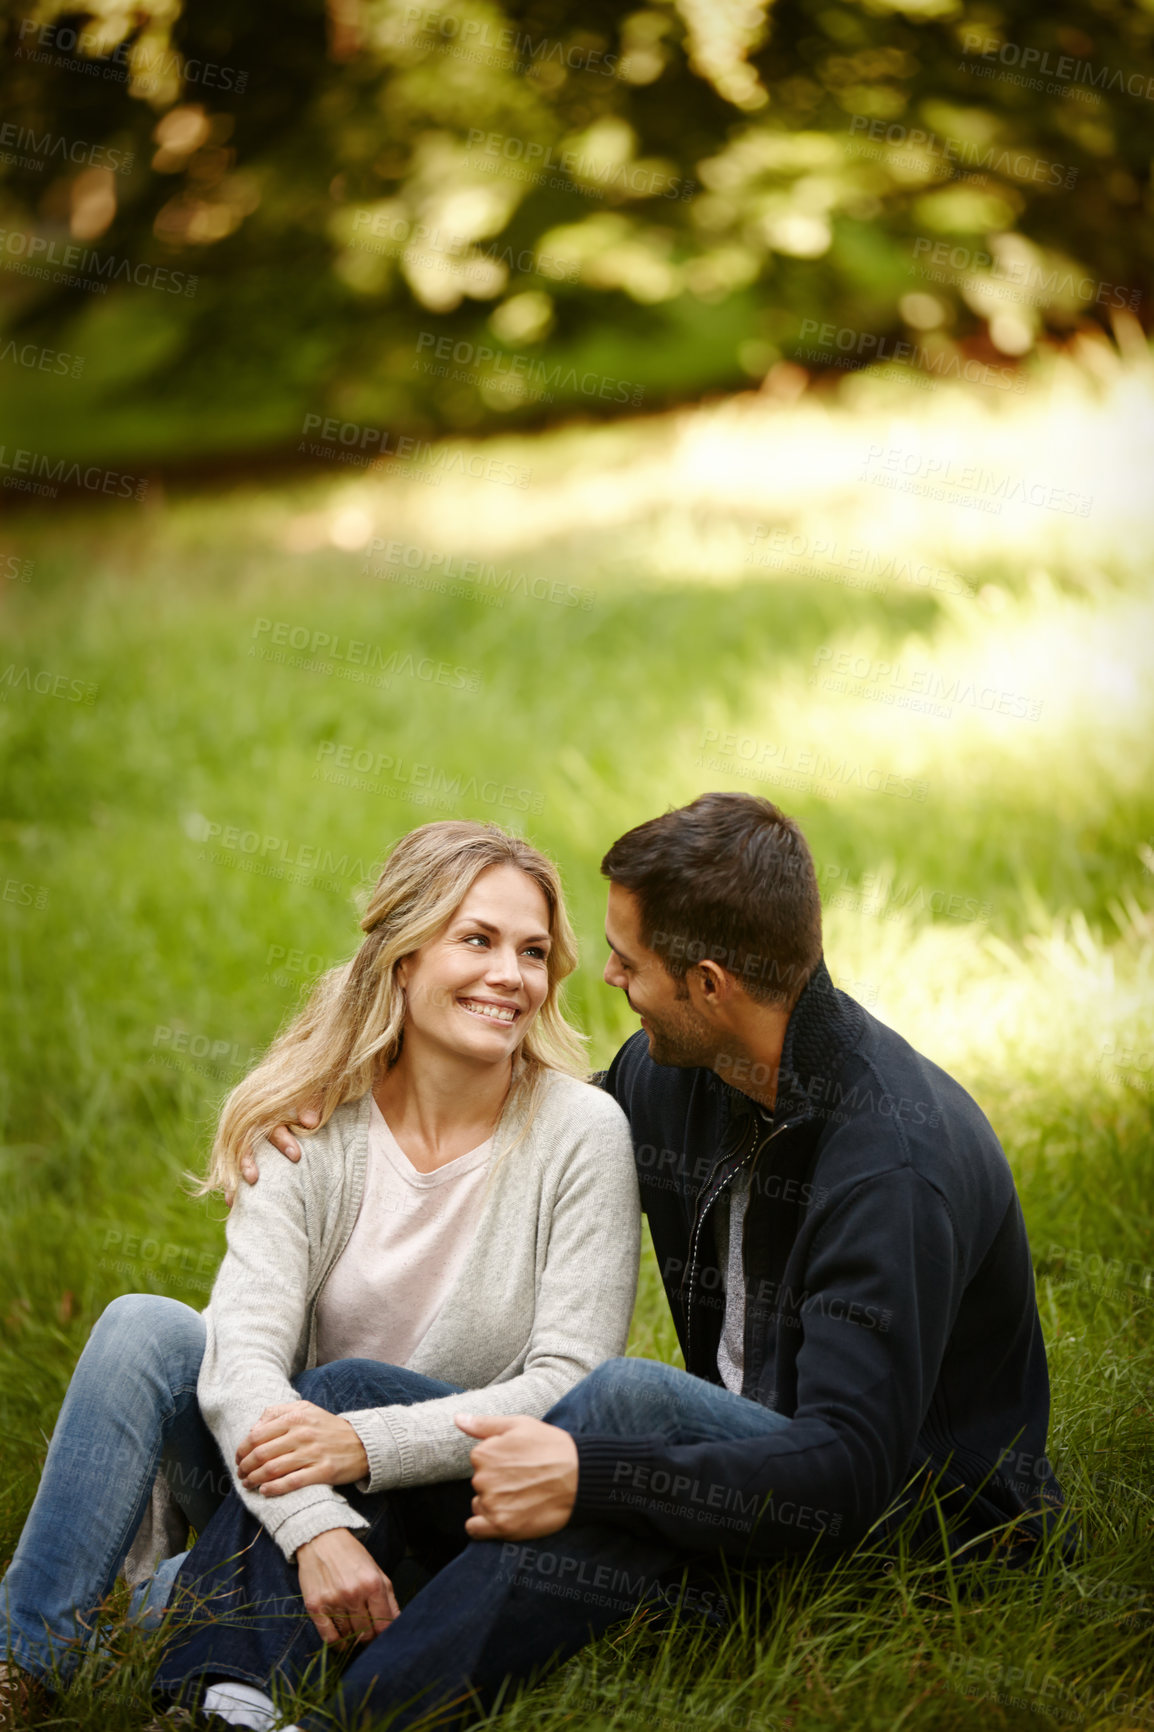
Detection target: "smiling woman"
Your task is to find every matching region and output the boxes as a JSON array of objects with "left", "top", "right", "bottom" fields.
[
  {"left": 379, "top": 862, "right": 558, "bottom": 1171},
  {"left": 204, "top": 821, "right": 590, "bottom": 1198},
  {"left": 0, "top": 822, "right": 640, "bottom": 1726}
]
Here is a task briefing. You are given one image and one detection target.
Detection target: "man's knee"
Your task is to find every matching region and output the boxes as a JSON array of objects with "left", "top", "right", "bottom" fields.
[
  {"left": 549, "top": 1357, "right": 673, "bottom": 1432},
  {"left": 293, "top": 1358, "right": 392, "bottom": 1410},
  {"left": 294, "top": 1357, "right": 442, "bottom": 1414}
]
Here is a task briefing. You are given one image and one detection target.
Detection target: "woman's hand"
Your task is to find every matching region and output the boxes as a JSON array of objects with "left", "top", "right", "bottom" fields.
[
  {"left": 237, "top": 1400, "right": 369, "bottom": 1493},
  {"left": 295, "top": 1528, "right": 399, "bottom": 1645}
]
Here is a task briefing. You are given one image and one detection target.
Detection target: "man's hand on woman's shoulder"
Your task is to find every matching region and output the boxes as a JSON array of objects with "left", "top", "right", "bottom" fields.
[{"left": 235, "top": 1106, "right": 321, "bottom": 1194}]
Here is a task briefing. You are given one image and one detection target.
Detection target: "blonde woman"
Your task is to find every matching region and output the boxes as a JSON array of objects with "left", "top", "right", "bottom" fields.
[{"left": 0, "top": 822, "right": 639, "bottom": 1726}]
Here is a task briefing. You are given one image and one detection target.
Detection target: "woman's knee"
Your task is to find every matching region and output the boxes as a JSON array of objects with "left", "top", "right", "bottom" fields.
[{"left": 87, "top": 1293, "right": 205, "bottom": 1389}]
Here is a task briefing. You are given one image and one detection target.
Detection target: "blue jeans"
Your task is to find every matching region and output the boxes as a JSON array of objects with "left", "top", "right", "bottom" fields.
[
  {"left": 0, "top": 1293, "right": 226, "bottom": 1687},
  {"left": 153, "top": 1360, "right": 472, "bottom": 1700},
  {"left": 154, "top": 1358, "right": 789, "bottom": 1730}
]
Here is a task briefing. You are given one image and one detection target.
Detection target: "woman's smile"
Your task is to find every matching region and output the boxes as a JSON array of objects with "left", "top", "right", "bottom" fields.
[{"left": 458, "top": 997, "right": 521, "bottom": 1025}]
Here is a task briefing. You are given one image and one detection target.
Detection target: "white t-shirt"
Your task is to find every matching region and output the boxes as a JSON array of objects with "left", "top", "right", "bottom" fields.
[{"left": 314, "top": 1094, "right": 492, "bottom": 1368}]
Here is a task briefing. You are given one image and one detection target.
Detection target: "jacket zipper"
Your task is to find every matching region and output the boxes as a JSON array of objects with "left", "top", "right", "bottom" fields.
[{"left": 682, "top": 1112, "right": 795, "bottom": 1370}]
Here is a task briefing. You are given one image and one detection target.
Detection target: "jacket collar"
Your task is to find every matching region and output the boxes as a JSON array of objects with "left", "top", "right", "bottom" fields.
[{"left": 708, "top": 956, "right": 867, "bottom": 1128}]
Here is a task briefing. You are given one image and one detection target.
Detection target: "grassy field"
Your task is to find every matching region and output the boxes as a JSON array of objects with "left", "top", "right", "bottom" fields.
[{"left": 1, "top": 335, "right": 1153, "bottom": 1730}]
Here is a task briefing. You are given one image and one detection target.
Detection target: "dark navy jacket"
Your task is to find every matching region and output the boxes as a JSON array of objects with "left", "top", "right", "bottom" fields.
[{"left": 572, "top": 959, "right": 1066, "bottom": 1561}]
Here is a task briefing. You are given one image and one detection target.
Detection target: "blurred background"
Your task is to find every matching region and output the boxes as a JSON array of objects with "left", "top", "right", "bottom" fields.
[{"left": 1, "top": 2, "right": 1153, "bottom": 1728}]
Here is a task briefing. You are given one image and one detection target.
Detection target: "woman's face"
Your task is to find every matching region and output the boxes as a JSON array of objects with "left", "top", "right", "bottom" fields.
[{"left": 397, "top": 863, "right": 553, "bottom": 1067}]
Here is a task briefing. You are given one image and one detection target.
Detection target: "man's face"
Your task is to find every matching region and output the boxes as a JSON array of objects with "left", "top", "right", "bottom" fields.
[{"left": 603, "top": 882, "right": 716, "bottom": 1068}]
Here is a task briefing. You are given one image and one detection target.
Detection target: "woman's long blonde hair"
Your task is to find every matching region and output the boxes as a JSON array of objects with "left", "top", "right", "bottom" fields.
[{"left": 202, "top": 821, "right": 587, "bottom": 1196}]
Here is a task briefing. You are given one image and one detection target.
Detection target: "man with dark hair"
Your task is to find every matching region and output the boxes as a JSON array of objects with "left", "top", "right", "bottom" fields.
[
  {"left": 600, "top": 789, "right": 823, "bottom": 1019},
  {"left": 161, "top": 792, "right": 1066, "bottom": 1732}
]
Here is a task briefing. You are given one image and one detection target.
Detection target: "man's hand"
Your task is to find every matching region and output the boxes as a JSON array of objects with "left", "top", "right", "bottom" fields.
[
  {"left": 455, "top": 1413, "right": 578, "bottom": 1541},
  {"left": 296, "top": 1528, "right": 399, "bottom": 1646},
  {"left": 236, "top": 1106, "right": 321, "bottom": 1191},
  {"left": 237, "top": 1401, "right": 369, "bottom": 1494}
]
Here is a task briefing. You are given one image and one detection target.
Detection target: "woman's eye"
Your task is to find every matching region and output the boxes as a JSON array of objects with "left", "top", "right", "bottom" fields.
[
  {"left": 524, "top": 946, "right": 548, "bottom": 960},
  {"left": 463, "top": 933, "right": 489, "bottom": 947}
]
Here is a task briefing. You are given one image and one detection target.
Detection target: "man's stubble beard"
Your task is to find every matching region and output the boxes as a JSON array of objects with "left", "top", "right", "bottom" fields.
[{"left": 640, "top": 996, "right": 718, "bottom": 1070}]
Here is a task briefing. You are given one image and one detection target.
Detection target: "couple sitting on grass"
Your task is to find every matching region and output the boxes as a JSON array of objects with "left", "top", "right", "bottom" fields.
[{"left": 2, "top": 793, "right": 1068, "bottom": 1732}]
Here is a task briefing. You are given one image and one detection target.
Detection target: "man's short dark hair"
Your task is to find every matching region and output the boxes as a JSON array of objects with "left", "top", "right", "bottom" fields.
[{"left": 601, "top": 792, "right": 822, "bottom": 1008}]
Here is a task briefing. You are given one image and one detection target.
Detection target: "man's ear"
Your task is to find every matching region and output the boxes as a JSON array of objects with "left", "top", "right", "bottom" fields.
[{"left": 688, "top": 960, "right": 733, "bottom": 1013}]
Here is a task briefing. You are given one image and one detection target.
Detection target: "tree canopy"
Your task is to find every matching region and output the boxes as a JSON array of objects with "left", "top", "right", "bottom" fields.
[{"left": 1, "top": 0, "right": 1150, "bottom": 461}]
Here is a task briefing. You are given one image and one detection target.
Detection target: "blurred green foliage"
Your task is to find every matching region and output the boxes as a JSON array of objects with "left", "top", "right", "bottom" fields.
[{"left": 1, "top": 0, "right": 1151, "bottom": 462}]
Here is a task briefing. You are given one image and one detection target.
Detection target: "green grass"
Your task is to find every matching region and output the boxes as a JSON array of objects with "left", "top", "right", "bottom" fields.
[{"left": 1, "top": 348, "right": 1153, "bottom": 1729}]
